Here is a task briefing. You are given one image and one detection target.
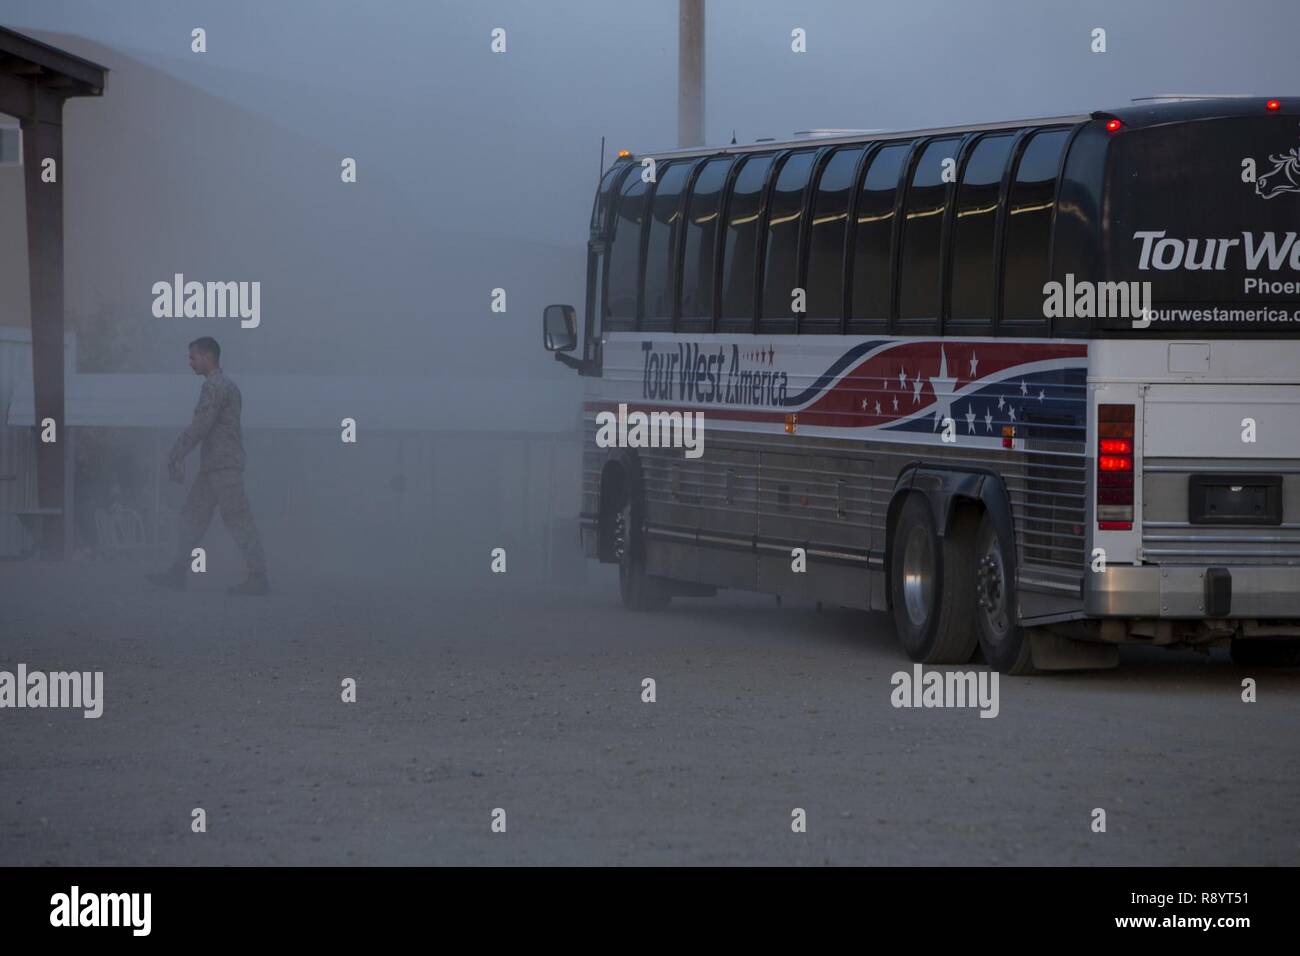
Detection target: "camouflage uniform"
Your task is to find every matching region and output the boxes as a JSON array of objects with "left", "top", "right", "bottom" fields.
[{"left": 169, "top": 369, "right": 267, "bottom": 577}]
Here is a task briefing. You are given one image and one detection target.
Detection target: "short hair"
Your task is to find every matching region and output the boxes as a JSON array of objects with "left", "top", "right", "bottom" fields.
[{"left": 188, "top": 336, "right": 221, "bottom": 362}]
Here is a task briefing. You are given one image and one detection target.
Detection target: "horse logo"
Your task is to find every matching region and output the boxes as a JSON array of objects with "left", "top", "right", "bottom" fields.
[{"left": 1255, "top": 131, "right": 1300, "bottom": 199}]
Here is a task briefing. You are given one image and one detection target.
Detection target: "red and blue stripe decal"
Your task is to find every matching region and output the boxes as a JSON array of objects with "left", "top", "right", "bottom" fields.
[{"left": 591, "top": 337, "right": 1088, "bottom": 441}]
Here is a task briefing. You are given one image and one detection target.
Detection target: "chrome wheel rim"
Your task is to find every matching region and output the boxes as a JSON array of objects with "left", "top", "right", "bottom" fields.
[{"left": 901, "top": 524, "right": 933, "bottom": 628}]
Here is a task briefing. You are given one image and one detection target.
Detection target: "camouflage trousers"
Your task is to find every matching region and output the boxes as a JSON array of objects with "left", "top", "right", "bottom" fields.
[{"left": 175, "top": 467, "right": 267, "bottom": 577}]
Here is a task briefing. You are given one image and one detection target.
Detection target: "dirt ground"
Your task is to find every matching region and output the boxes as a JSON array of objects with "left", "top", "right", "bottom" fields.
[{"left": 2, "top": 552, "right": 1297, "bottom": 866}]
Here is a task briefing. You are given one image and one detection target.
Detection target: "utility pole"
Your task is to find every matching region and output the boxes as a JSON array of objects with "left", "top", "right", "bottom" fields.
[{"left": 678, "top": 0, "right": 704, "bottom": 148}]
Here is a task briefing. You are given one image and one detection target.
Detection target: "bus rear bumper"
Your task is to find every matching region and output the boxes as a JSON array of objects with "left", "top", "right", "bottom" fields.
[{"left": 1085, "top": 564, "right": 1300, "bottom": 618}]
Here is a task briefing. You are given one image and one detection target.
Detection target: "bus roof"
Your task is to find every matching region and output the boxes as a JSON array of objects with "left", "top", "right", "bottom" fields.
[{"left": 627, "top": 97, "right": 1297, "bottom": 163}]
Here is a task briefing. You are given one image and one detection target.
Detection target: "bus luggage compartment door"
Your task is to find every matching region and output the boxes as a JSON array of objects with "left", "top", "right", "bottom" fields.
[
  {"left": 686, "top": 447, "right": 758, "bottom": 591},
  {"left": 756, "top": 452, "right": 873, "bottom": 609}
]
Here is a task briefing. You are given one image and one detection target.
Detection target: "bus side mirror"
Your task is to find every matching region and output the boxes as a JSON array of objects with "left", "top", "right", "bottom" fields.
[{"left": 543, "top": 304, "right": 578, "bottom": 352}]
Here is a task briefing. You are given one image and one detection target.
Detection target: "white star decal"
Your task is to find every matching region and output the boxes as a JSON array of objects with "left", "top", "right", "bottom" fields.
[
  {"left": 861, "top": 398, "right": 870, "bottom": 410},
  {"left": 1020, "top": 379, "right": 1028, "bottom": 396},
  {"left": 912, "top": 376, "right": 924, "bottom": 404},
  {"left": 874, "top": 400, "right": 882, "bottom": 415},
  {"left": 1008, "top": 406, "right": 1017, "bottom": 422},
  {"left": 965, "top": 405, "right": 977, "bottom": 434},
  {"left": 984, "top": 409, "right": 993, "bottom": 432},
  {"left": 928, "top": 346, "right": 957, "bottom": 431},
  {"left": 898, "top": 368, "right": 908, "bottom": 389},
  {"left": 1038, "top": 389, "right": 1046, "bottom": 402},
  {"left": 892, "top": 395, "right": 899, "bottom": 412},
  {"left": 968, "top": 352, "right": 979, "bottom": 377},
  {"left": 997, "top": 394, "right": 1006, "bottom": 411}
]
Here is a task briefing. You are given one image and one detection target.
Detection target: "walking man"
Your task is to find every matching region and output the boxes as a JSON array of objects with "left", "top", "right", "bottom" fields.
[{"left": 148, "top": 337, "right": 269, "bottom": 595}]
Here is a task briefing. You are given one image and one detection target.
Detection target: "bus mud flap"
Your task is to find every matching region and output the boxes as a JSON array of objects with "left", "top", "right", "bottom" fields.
[{"left": 1027, "top": 627, "right": 1119, "bottom": 671}]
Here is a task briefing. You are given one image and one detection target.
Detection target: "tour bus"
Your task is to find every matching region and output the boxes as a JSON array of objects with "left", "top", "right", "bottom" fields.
[{"left": 543, "top": 97, "right": 1300, "bottom": 673}]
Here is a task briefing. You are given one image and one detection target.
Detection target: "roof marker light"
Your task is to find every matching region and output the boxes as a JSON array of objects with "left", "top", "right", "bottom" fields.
[
  {"left": 1267, "top": 99, "right": 1282, "bottom": 111},
  {"left": 1105, "top": 118, "right": 1122, "bottom": 132},
  {"left": 616, "top": 149, "right": 632, "bottom": 158}
]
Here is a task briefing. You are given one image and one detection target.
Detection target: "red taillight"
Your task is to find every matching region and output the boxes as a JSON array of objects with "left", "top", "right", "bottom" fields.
[
  {"left": 1096, "top": 404, "right": 1135, "bottom": 530},
  {"left": 1105, "top": 118, "right": 1122, "bottom": 132},
  {"left": 1267, "top": 99, "right": 1281, "bottom": 112}
]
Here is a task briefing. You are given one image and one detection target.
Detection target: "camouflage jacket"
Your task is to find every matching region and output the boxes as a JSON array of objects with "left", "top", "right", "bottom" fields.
[{"left": 169, "top": 369, "right": 246, "bottom": 472}]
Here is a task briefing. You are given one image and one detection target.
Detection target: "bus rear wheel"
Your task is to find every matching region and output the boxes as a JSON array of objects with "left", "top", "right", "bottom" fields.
[
  {"left": 614, "top": 498, "right": 669, "bottom": 611},
  {"left": 973, "top": 511, "right": 1035, "bottom": 674},
  {"left": 888, "top": 495, "right": 978, "bottom": 664}
]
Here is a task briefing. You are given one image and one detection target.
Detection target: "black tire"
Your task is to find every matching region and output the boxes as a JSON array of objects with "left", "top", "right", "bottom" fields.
[
  {"left": 972, "top": 510, "right": 1035, "bottom": 675},
  {"left": 615, "top": 497, "right": 669, "bottom": 612},
  {"left": 888, "top": 494, "right": 979, "bottom": 664},
  {"left": 1230, "top": 638, "right": 1300, "bottom": 667}
]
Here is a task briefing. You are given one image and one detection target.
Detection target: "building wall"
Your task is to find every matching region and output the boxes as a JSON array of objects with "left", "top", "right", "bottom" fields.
[
  {"left": 0, "top": 117, "right": 30, "bottom": 330},
  {"left": 0, "top": 327, "right": 35, "bottom": 555},
  {"left": 0, "top": 327, "right": 75, "bottom": 556}
]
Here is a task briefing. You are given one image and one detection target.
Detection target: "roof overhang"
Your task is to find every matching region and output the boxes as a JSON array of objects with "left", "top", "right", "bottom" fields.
[{"left": 0, "top": 25, "right": 107, "bottom": 116}]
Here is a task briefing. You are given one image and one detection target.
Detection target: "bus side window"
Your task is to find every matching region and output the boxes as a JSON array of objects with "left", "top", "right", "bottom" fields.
[
  {"left": 642, "top": 162, "right": 694, "bottom": 332},
  {"left": 718, "top": 153, "right": 775, "bottom": 333},
  {"left": 1001, "top": 128, "right": 1070, "bottom": 336},
  {"left": 605, "top": 172, "right": 649, "bottom": 333},
  {"left": 848, "top": 143, "right": 908, "bottom": 335},
  {"left": 803, "top": 147, "right": 862, "bottom": 334},
  {"left": 897, "top": 137, "right": 961, "bottom": 334},
  {"left": 760, "top": 149, "right": 818, "bottom": 334},
  {"left": 948, "top": 134, "right": 1015, "bottom": 336},
  {"left": 678, "top": 157, "right": 732, "bottom": 333}
]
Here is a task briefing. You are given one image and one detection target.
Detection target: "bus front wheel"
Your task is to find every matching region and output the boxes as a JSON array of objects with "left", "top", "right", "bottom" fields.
[{"left": 614, "top": 498, "right": 669, "bottom": 612}]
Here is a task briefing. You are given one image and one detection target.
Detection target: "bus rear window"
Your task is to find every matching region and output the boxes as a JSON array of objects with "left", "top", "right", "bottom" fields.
[{"left": 1103, "top": 117, "right": 1300, "bottom": 333}]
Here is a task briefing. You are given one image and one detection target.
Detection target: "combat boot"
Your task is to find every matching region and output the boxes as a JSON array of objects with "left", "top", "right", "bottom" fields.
[
  {"left": 227, "top": 572, "right": 269, "bottom": 596},
  {"left": 146, "top": 562, "right": 187, "bottom": 591}
]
